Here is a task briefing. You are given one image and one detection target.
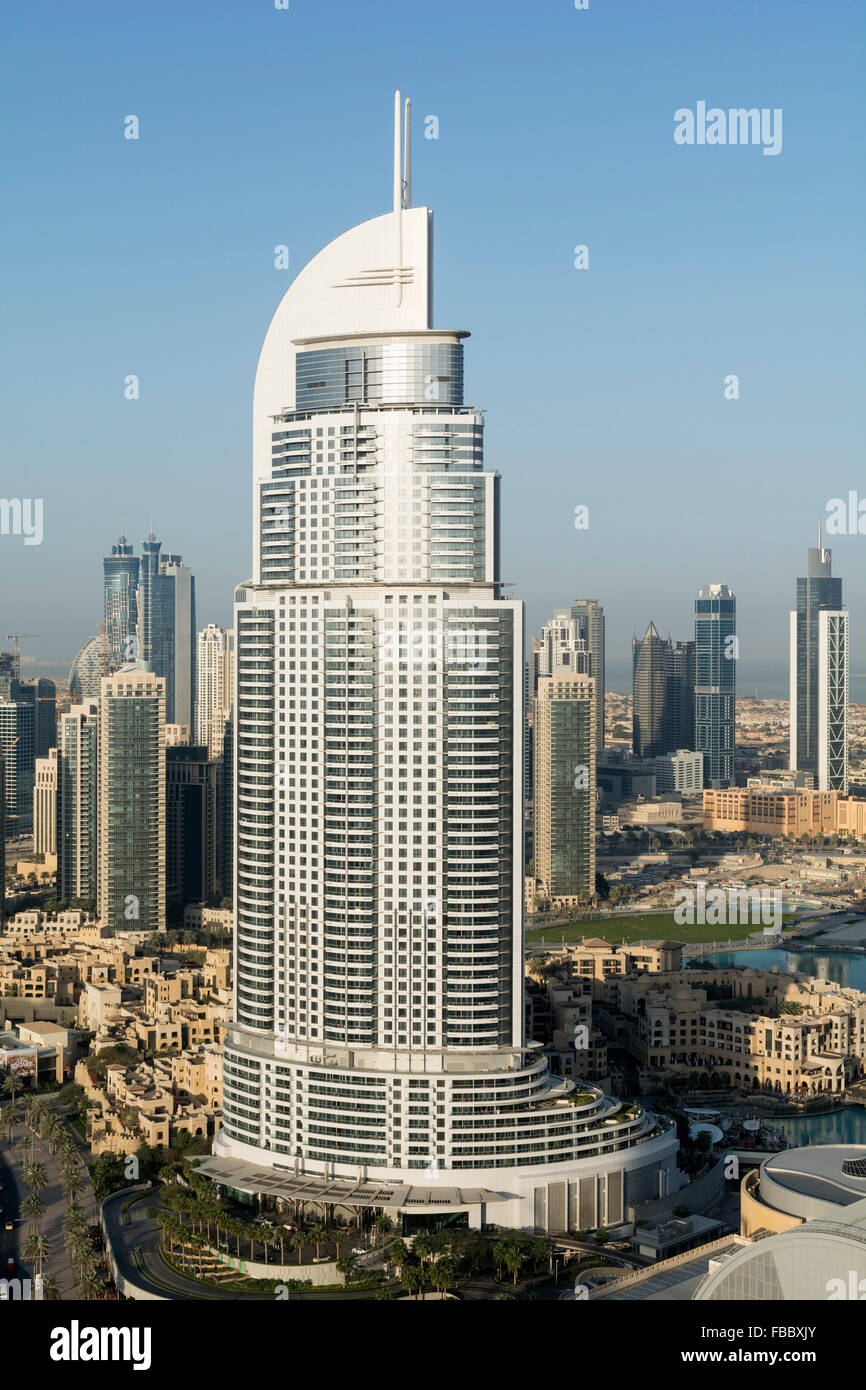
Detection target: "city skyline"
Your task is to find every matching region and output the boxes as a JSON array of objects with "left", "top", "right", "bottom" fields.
[
  {"left": 0, "top": 0, "right": 864, "bottom": 1324},
  {"left": 1, "top": 1, "right": 864, "bottom": 698},
  {"left": 11, "top": 525, "right": 858, "bottom": 708}
]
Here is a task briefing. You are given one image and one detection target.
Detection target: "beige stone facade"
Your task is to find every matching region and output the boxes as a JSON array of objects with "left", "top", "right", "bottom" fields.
[
  {"left": 600, "top": 967, "right": 866, "bottom": 1095},
  {"left": 702, "top": 788, "right": 838, "bottom": 837}
]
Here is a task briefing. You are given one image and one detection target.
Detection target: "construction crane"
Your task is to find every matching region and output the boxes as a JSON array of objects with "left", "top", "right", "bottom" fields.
[{"left": 5, "top": 634, "right": 40, "bottom": 681}]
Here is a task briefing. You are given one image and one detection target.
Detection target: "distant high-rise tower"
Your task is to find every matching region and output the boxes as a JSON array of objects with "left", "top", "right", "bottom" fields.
[
  {"left": 632, "top": 625, "right": 694, "bottom": 758},
  {"left": 98, "top": 667, "right": 166, "bottom": 932},
  {"left": 632, "top": 624, "right": 666, "bottom": 758},
  {"left": 194, "top": 623, "right": 234, "bottom": 902},
  {"left": 0, "top": 652, "right": 13, "bottom": 695},
  {"left": 790, "top": 530, "right": 848, "bottom": 791},
  {"left": 571, "top": 600, "right": 605, "bottom": 752},
  {"left": 0, "top": 699, "right": 35, "bottom": 832},
  {"left": 540, "top": 601, "right": 605, "bottom": 753},
  {"left": 162, "top": 557, "right": 196, "bottom": 730},
  {"left": 0, "top": 752, "right": 6, "bottom": 929},
  {"left": 34, "top": 678, "right": 57, "bottom": 759},
  {"left": 166, "top": 744, "right": 219, "bottom": 921},
  {"left": 137, "top": 530, "right": 164, "bottom": 668},
  {"left": 540, "top": 612, "right": 590, "bottom": 675},
  {"left": 136, "top": 531, "right": 196, "bottom": 726},
  {"left": 524, "top": 634, "right": 542, "bottom": 809},
  {"left": 69, "top": 633, "right": 109, "bottom": 703},
  {"left": 534, "top": 671, "right": 596, "bottom": 903},
  {"left": 57, "top": 701, "right": 100, "bottom": 904},
  {"left": 195, "top": 624, "right": 234, "bottom": 754},
  {"left": 695, "top": 584, "right": 736, "bottom": 788},
  {"left": 33, "top": 748, "right": 58, "bottom": 857},
  {"left": 7, "top": 678, "right": 56, "bottom": 759},
  {"left": 104, "top": 532, "right": 140, "bottom": 670}
]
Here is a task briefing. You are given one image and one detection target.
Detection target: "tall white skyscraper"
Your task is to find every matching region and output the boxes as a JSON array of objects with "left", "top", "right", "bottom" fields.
[
  {"left": 98, "top": 667, "right": 166, "bottom": 933},
  {"left": 790, "top": 530, "right": 848, "bottom": 792},
  {"left": 57, "top": 701, "right": 100, "bottom": 903},
  {"left": 195, "top": 623, "right": 234, "bottom": 754},
  {"left": 539, "top": 600, "right": 605, "bottom": 753},
  {"left": 817, "top": 609, "right": 849, "bottom": 793},
  {"left": 204, "top": 95, "right": 675, "bottom": 1231}
]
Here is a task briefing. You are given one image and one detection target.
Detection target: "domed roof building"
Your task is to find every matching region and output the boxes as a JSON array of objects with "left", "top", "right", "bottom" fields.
[{"left": 69, "top": 633, "right": 108, "bottom": 702}]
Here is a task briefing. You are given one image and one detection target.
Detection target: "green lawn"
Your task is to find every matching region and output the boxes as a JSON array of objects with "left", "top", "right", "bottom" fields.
[{"left": 526, "top": 911, "right": 802, "bottom": 948}]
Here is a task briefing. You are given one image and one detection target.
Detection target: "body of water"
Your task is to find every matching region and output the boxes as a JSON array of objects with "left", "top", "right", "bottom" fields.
[
  {"left": 695, "top": 947, "right": 866, "bottom": 995},
  {"left": 697, "top": 945, "right": 866, "bottom": 1145},
  {"left": 777, "top": 1106, "right": 866, "bottom": 1147}
]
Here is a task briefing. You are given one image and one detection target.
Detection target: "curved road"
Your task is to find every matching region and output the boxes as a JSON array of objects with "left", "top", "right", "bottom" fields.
[{"left": 103, "top": 1190, "right": 384, "bottom": 1301}]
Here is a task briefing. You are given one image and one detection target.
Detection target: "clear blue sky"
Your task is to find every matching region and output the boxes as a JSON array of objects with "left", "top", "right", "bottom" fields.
[{"left": 1, "top": 0, "right": 863, "bottom": 696}]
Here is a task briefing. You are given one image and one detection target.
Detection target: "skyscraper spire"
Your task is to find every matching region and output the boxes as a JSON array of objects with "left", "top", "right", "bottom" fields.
[
  {"left": 393, "top": 88, "right": 402, "bottom": 214},
  {"left": 403, "top": 95, "right": 412, "bottom": 208}
]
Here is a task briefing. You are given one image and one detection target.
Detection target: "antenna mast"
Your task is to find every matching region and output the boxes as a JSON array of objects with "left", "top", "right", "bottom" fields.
[
  {"left": 393, "top": 89, "right": 402, "bottom": 214},
  {"left": 403, "top": 96, "right": 412, "bottom": 208}
]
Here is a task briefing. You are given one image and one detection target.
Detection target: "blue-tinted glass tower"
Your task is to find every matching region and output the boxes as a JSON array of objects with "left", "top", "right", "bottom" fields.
[{"left": 694, "top": 583, "right": 736, "bottom": 788}]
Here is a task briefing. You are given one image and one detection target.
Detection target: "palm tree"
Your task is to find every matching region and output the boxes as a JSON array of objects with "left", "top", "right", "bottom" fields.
[
  {"left": 0, "top": 1104, "right": 18, "bottom": 1142},
  {"left": 56, "top": 1132, "right": 77, "bottom": 1161},
  {"left": 63, "top": 1203, "right": 88, "bottom": 1242},
  {"left": 22, "top": 1232, "right": 49, "bottom": 1275},
  {"left": 336, "top": 1254, "right": 356, "bottom": 1287},
  {"left": 37, "top": 1273, "right": 62, "bottom": 1302},
  {"left": 16, "top": 1131, "right": 34, "bottom": 1166},
  {"left": 413, "top": 1234, "right": 432, "bottom": 1264},
  {"left": 400, "top": 1260, "right": 426, "bottom": 1300},
  {"left": 226, "top": 1216, "right": 243, "bottom": 1259},
  {"left": 185, "top": 1232, "right": 207, "bottom": 1281},
  {"left": 28, "top": 1098, "right": 48, "bottom": 1136},
  {"left": 21, "top": 1193, "right": 46, "bottom": 1230},
  {"left": 374, "top": 1212, "right": 392, "bottom": 1247},
  {"left": 502, "top": 1238, "right": 529, "bottom": 1286},
  {"left": 67, "top": 1234, "right": 93, "bottom": 1279},
  {"left": 389, "top": 1239, "right": 410, "bottom": 1274},
  {"left": 61, "top": 1166, "right": 83, "bottom": 1201},
  {"left": 309, "top": 1222, "right": 327, "bottom": 1260},
  {"left": 78, "top": 1264, "right": 106, "bottom": 1300},
  {"left": 157, "top": 1212, "right": 184, "bottom": 1260},
  {"left": 244, "top": 1221, "right": 259, "bottom": 1260},
  {"left": 432, "top": 1257, "right": 455, "bottom": 1294},
  {"left": 23, "top": 1160, "right": 48, "bottom": 1194},
  {"left": 2, "top": 1073, "right": 21, "bottom": 1107},
  {"left": 42, "top": 1114, "right": 62, "bottom": 1153},
  {"left": 290, "top": 1229, "right": 306, "bottom": 1266}
]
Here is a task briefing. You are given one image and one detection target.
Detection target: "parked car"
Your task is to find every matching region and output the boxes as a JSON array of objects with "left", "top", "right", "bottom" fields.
[
  {"left": 351, "top": 1247, "right": 366, "bottom": 1256},
  {"left": 5, "top": 1257, "right": 14, "bottom": 1276}
]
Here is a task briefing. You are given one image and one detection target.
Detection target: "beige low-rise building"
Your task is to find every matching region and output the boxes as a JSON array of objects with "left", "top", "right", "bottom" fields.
[
  {"left": 533, "top": 938, "right": 683, "bottom": 994},
  {"left": 600, "top": 967, "right": 866, "bottom": 1095},
  {"left": 703, "top": 787, "right": 838, "bottom": 837},
  {"left": 76, "top": 1047, "right": 222, "bottom": 1156},
  {"left": 837, "top": 798, "right": 866, "bottom": 839}
]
